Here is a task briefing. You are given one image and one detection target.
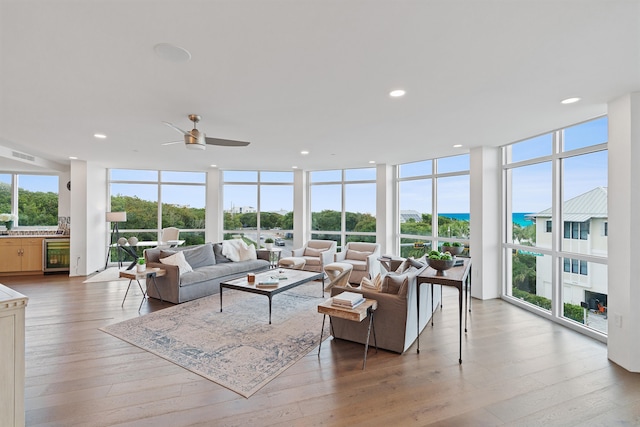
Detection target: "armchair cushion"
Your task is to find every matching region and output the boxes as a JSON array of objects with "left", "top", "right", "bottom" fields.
[
  {"left": 346, "top": 249, "right": 371, "bottom": 261},
  {"left": 303, "top": 247, "right": 326, "bottom": 257}
]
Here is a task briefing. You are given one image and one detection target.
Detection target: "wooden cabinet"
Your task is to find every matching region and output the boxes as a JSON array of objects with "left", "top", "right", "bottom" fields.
[
  {"left": 0, "top": 284, "right": 28, "bottom": 427},
  {"left": 0, "top": 238, "right": 43, "bottom": 274}
]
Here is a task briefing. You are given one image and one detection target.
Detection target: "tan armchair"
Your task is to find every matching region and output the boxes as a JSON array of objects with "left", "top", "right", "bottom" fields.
[
  {"left": 291, "top": 239, "right": 337, "bottom": 274},
  {"left": 334, "top": 242, "right": 381, "bottom": 285}
]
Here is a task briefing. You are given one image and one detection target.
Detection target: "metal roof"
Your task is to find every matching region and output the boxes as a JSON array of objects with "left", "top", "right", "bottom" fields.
[{"left": 529, "top": 187, "right": 607, "bottom": 220}]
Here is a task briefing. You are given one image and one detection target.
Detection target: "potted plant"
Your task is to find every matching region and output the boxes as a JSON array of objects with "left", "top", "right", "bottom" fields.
[
  {"left": 0, "top": 213, "right": 17, "bottom": 231},
  {"left": 264, "top": 237, "right": 274, "bottom": 250},
  {"left": 441, "top": 241, "right": 464, "bottom": 256},
  {"left": 137, "top": 257, "right": 146, "bottom": 273}
]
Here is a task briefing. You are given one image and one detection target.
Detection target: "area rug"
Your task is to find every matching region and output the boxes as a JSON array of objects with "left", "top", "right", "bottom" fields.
[
  {"left": 83, "top": 267, "right": 130, "bottom": 283},
  {"left": 100, "top": 283, "right": 328, "bottom": 398}
]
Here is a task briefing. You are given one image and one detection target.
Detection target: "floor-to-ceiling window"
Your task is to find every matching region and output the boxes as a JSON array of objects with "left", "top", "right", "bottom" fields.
[
  {"left": 309, "top": 168, "right": 376, "bottom": 250},
  {"left": 222, "top": 171, "right": 294, "bottom": 255},
  {"left": 108, "top": 169, "right": 206, "bottom": 262},
  {"left": 503, "top": 116, "right": 608, "bottom": 338},
  {"left": 0, "top": 173, "right": 59, "bottom": 229},
  {"left": 398, "top": 155, "right": 470, "bottom": 258}
]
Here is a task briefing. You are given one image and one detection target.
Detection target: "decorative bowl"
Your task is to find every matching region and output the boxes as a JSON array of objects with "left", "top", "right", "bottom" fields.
[
  {"left": 427, "top": 258, "right": 456, "bottom": 275},
  {"left": 441, "top": 245, "right": 464, "bottom": 256}
]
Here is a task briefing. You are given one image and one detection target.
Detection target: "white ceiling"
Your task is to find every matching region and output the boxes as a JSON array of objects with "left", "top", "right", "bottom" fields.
[{"left": 1, "top": 0, "right": 639, "bottom": 174}]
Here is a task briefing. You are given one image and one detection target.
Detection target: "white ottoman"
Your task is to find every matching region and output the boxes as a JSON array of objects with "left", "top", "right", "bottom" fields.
[
  {"left": 278, "top": 256, "right": 306, "bottom": 270},
  {"left": 323, "top": 262, "right": 354, "bottom": 291}
]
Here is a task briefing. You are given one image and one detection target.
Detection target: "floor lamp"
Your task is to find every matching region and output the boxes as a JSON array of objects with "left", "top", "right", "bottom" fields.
[{"left": 105, "top": 211, "right": 127, "bottom": 269}]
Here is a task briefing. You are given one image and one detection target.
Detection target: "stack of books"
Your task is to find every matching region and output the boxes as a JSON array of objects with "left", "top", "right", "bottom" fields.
[
  {"left": 256, "top": 278, "right": 279, "bottom": 288},
  {"left": 332, "top": 291, "right": 365, "bottom": 309}
]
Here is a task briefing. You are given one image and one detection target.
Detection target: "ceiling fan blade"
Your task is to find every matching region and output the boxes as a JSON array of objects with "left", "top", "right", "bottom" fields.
[
  {"left": 162, "top": 121, "right": 189, "bottom": 135},
  {"left": 205, "top": 137, "right": 251, "bottom": 147},
  {"left": 161, "top": 140, "right": 183, "bottom": 146}
]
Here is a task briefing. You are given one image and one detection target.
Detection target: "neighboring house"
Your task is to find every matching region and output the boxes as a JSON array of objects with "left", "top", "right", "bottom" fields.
[
  {"left": 530, "top": 187, "right": 608, "bottom": 308},
  {"left": 400, "top": 210, "right": 422, "bottom": 223}
]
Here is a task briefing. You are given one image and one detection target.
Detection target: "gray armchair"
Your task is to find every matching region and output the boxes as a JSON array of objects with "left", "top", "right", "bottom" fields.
[
  {"left": 334, "top": 242, "right": 381, "bottom": 285},
  {"left": 291, "top": 239, "right": 337, "bottom": 274}
]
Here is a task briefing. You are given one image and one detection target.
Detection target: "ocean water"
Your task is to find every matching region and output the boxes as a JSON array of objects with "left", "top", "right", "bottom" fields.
[{"left": 439, "top": 213, "right": 534, "bottom": 227}]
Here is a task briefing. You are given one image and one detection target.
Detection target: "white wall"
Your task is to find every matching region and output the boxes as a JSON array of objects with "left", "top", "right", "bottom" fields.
[{"left": 607, "top": 92, "right": 640, "bottom": 372}]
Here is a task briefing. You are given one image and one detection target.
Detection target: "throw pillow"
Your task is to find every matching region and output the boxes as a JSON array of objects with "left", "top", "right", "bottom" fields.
[
  {"left": 182, "top": 244, "right": 216, "bottom": 269},
  {"left": 394, "top": 259, "right": 411, "bottom": 274},
  {"left": 159, "top": 251, "right": 193, "bottom": 275},
  {"left": 159, "top": 249, "right": 177, "bottom": 259},
  {"left": 213, "top": 243, "right": 232, "bottom": 263},
  {"left": 346, "top": 249, "right": 370, "bottom": 261},
  {"left": 304, "top": 247, "right": 326, "bottom": 257},
  {"left": 407, "top": 256, "right": 426, "bottom": 269},
  {"left": 237, "top": 243, "right": 257, "bottom": 261},
  {"left": 360, "top": 273, "right": 382, "bottom": 292}
]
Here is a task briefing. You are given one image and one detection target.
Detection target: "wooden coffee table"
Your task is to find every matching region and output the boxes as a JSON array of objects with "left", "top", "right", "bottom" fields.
[{"left": 220, "top": 269, "right": 324, "bottom": 324}]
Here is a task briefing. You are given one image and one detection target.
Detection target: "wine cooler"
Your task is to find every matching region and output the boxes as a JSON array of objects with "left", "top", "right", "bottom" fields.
[{"left": 43, "top": 238, "right": 70, "bottom": 272}]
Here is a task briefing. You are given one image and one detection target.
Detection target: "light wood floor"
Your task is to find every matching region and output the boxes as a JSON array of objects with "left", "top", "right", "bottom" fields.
[{"left": 4, "top": 273, "right": 640, "bottom": 426}]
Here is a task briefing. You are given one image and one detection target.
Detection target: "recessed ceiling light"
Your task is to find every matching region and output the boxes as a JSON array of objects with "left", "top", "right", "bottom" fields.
[
  {"left": 69, "top": 156, "right": 78, "bottom": 160},
  {"left": 94, "top": 133, "right": 107, "bottom": 139},
  {"left": 389, "top": 89, "right": 406, "bottom": 98},
  {"left": 154, "top": 43, "right": 192, "bottom": 62},
  {"left": 561, "top": 97, "right": 581, "bottom": 104},
  {"left": 301, "top": 150, "right": 309, "bottom": 155},
  {"left": 368, "top": 160, "right": 375, "bottom": 164},
  {"left": 210, "top": 164, "right": 217, "bottom": 168},
  {"left": 453, "top": 144, "right": 463, "bottom": 148},
  {"left": 292, "top": 166, "right": 298, "bottom": 169}
]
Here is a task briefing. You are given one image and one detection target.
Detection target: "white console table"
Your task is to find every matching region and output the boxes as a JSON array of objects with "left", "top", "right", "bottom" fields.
[{"left": 0, "top": 284, "right": 28, "bottom": 427}]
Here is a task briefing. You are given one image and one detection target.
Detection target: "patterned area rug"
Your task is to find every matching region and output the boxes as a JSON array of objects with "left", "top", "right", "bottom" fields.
[{"left": 100, "top": 282, "right": 328, "bottom": 398}]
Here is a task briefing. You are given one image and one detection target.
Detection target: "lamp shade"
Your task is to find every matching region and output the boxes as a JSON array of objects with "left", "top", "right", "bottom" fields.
[{"left": 106, "top": 211, "right": 127, "bottom": 222}]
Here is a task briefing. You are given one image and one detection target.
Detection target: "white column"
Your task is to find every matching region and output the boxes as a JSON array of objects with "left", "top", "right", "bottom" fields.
[
  {"left": 470, "top": 146, "right": 501, "bottom": 299},
  {"left": 293, "top": 169, "right": 308, "bottom": 248},
  {"left": 376, "top": 163, "right": 395, "bottom": 255},
  {"left": 69, "top": 160, "right": 106, "bottom": 276},
  {"left": 205, "top": 169, "right": 222, "bottom": 243},
  {"left": 607, "top": 92, "right": 640, "bottom": 372}
]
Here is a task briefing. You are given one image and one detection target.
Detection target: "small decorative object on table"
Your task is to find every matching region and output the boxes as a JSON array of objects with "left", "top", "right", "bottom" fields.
[
  {"left": 426, "top": 250, "right": 456, "bottom": 276},
  {"left": 0, "top": 213, "right": 17, "bottom": 231},
  {"left": 264, "top": 237, "right": 274, "bottom": 250},
  {"left": 441, "top": 242, "right": 464, "bottom": 256},
  {"left": 136, "top": 257, "right": 146, "bottom": 273}
]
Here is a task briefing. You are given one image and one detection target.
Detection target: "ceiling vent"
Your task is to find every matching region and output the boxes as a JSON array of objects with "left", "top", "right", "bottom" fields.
[{"left": 12, "top": 151, "right": 35, "bottom": 162}]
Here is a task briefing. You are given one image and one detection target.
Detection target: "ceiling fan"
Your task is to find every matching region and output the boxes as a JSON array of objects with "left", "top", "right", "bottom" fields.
[{"left": 161, "top": 114, "right": 251, "bottom": 151}]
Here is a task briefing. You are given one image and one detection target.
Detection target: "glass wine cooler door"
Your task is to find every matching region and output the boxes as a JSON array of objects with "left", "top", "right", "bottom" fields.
[{"left": 43, "top": 239, "right": 70, "bottom": 272}]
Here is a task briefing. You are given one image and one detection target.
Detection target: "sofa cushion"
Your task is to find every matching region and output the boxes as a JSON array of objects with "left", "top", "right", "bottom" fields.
[
  {"left": 381, "top": 273, "right": 407, "bottom": 295},
  {"left": 159, "top": 251, "right": 193, "bottom": 275},
  {"left": 182, "top": 244, "right": 216, "bottom": 269},
  {"left": 213, "top": 243, "right": 232, "bottom": 263},
  {"left": 179, "top": 259, "right": 269, "bottom": 287},
  {"left": 346, "top": 249, "right": 371, "bottom": 261}
]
